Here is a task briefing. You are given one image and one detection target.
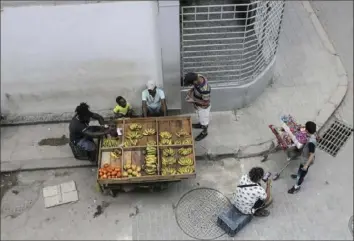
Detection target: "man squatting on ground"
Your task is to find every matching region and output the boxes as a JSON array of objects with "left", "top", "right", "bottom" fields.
[
  {"left": 69, "top": 102, "right": 110, "bottom": 162},
  {"left": 142, "top": 80, "right": 167, "bottom": 117},
  {"left": 287, "top": 121, "right": 317, "bottom": 194},
  {"left": 183, "top": 72, "right": 211, "bottom": 141},
  {"left": 233, "top": 167, "right": 272, "bottom": 217}
]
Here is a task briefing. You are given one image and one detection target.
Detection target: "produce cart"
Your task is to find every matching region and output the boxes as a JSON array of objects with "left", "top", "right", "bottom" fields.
[
  {"left": 263, "top": 115, "right": 314, "bottom": 180},
  {"left": 96, "top": 116, "right": 196, "bottom": 196}
]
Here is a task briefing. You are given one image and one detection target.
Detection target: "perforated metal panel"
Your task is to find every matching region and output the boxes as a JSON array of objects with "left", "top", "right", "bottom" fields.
[{"left": 180, "top": 1, "right": 285, "bottom": 85}]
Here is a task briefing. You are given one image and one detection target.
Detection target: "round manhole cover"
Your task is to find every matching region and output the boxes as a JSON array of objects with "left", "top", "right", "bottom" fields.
[
  {"left": 1, "top": 185, "right": 39, "bottom": 218},
  {"left": 349, "top": 216, "right": 353, "bottom": 236},
  {"left": 175, "top": 188, "right": 233, "bottom": 240}
]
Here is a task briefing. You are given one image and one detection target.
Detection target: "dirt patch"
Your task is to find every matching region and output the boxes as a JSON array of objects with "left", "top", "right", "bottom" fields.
[
  {"left": 0, "top": 172, "right": 19, "bottom": 201},
  {"left": 38, "top": 135, "right": 69, "bottom": 146}
]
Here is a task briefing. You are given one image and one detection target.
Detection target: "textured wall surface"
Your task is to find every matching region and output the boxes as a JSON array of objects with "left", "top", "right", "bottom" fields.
[{"left": 1, "top": 2, "right": 163, "bottom": 115}]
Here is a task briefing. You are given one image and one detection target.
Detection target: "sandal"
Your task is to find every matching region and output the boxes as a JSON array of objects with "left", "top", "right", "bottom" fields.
[{"left": 254, "top": 209, "right": 270, "bottom": 217}]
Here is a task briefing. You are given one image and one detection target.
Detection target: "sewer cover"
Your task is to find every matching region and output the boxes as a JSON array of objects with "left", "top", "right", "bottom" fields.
[
  {"left": 175, "top": 187, "right": 232, "bottom": 240},
  {"left": 349, "top": 216, "right": 353, "bottom": 236},
  {"left": 1, "top": 185, "right": 40, "bottom": 218},
  {"left": 318, "top": 120, "right": 353, "bottom": 157}
]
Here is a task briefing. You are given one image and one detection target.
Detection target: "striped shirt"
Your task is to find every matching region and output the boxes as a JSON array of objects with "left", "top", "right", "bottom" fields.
[{"left": 193, "top": 75, "right": 211, "bottom": 108}]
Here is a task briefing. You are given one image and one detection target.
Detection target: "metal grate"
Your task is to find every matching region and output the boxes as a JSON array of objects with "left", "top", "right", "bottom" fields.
[
  {"left": 318, "top": 120, "right": 353, "bottom": 157},
  {"left": 175, "top": 187, "right": 233, "bottom": 240},
  {"left": 180, "top": 1, "right": 285, "bottom": 86}
]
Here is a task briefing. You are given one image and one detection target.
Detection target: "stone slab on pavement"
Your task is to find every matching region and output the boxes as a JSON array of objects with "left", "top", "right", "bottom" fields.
[{"left": 43, "top": 180, "right": 78, "bottom": 208}]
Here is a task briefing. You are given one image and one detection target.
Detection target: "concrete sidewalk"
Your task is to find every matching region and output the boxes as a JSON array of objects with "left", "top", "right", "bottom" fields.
[{"left": 0, "top": 1, "right": 349, "bottom": 172}]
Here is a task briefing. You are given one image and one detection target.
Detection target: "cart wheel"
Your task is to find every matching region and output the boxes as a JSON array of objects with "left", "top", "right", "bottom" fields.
[
  {"left": 109, "top": 189, "right": 117, "bottom": 197},
  {"left": 272, "top": 173, "right": 280, "bottom": 181}
]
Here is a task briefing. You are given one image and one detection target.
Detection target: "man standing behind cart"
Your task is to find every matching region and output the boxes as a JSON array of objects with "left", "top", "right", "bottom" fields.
[
  {"left": 288, "top": 121, "right": 317, "bottom": 194},
  {"left": 183, "top": 72, "right": 211, "bottom": 141}
]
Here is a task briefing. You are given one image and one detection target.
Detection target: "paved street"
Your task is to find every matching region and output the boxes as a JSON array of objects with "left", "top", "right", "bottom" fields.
[
  {"left": 1, "top": 1, "right": 353, "bottom": 240},
  {"left": 1, "top": 138, "right": 352, "bottom": 240}
]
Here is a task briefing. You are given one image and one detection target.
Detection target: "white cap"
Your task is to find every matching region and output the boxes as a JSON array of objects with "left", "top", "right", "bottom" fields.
[{"left": 146, "top": 80, "right": 156, "bottom": 90}]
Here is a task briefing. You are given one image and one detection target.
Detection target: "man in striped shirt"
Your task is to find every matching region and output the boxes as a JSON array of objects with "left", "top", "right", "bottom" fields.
[{"left": 183, "top": 72, "right": 211, "bottom": 141}]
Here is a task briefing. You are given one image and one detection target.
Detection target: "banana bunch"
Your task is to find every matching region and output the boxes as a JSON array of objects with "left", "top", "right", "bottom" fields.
[
  {"left": 146, "top": 146, "right": 157, "bottom": 155},
  {"left": 126, "top": 131, "right": 143, "bottom": 140},
  {"left": 145, "top": 155, "right": 157, "bottom": 163},
  {"left": 144, "top": 155, "right": 157, "bottom": 175},
  {"left": 175, "top": 129, "right": 189, "bottom": 138},
  {"left": 182, "top": 138, "right": 193, "bottom": 145},
  {"left": 123, "top": 140, "right": 131, "bottom": 147},
  {"left": 130, "top": 139, "right": 138, "bottom": 146},
  {"left": 162, "top": 148, "right": 175, "bottom": 157},
  {"left": 162, "top": 157, "right": 177, "bottom": 166},
  {"left": 178, "top": 166, "right": 195, "bottom": 174},
  {"left": 143, "top": 128, "right": 156, "bottom": 136},
  {"left": 110, "top": 149, "right": 122, "bottom": 158},
  {"left": 102, "top": 138, "right": 120, "bottom": 148},
  {"left": 174, "top": 140, "right": 182, "bottom": 145},
  {"left": 178, "top": 157, "right": 193, "bottom": 166},
  {"left": 129, "top": 123, "right": 142, "bottom": 131},
  {"left": 160, "top": 139, "right": 172, "bottom": 145},
  {"left": 160, "top": 131, "right": 172, "bottom": 139},
  {"left": 162, "top": 167, "right": 177, "bottom": 176},
  {"left": 178, "top": 147, "right": 193, "bottom": 156},
  {"left": 147, "top": 140, "right": 157, "bottom": 146}
]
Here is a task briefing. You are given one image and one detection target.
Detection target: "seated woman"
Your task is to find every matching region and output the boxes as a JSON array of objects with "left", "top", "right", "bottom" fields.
[{"left": 69, "top": 102, "right": 109, "bottom": 162}]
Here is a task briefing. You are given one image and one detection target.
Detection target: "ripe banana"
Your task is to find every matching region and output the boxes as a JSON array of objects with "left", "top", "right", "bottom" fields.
[
  {"left": 143, "top": 128, "right": 156, "bottom": 136},
  {"left": 178, "top": 166, "right": 194, "bottom": 174},
  {"left": 162, "top": 167, "right": 177, "bottom": 176},
  {"left": 160, "top": 139, "right": 172, "bottom": 145},
  {"left": 130, "top": 139, "right": 138, "bottom": 146},
  {"left": 146, "top": 146, "right": 157, "bottom": 155},
  {"left": 174, "top": 140, "right": 182, "bottom": 145},
  {"left": 182, "top": 138, "right": 193, "bottom": 145},
  {"left": 123, "top": 140, "right": 131, "bottom": 147},
  {"left": 102, "top": 138, "right": 120, "bottom": 148},
  {"left": 178, "top": 147, "right": 193, "bottom": 156},
  {"left": 129, "top": 123, "right": 143, "bottom": 131},
  {"left": 175, "top": 129, "right": 189, "bottom": 138},
  {"left": 178, "top": 157, "right": 193, "bottom": 166},
  {"left": 162, "top": 148, "right": 175, "bottom": 157},
  {"left": 126, "top": 131, "right": 143, "bottom": 140},
  {"left": 147, "top": 140, "right": 157, "bottom": 146},
  {"left": 162, "top": 157, "right": 177, "bottom": 166},
  {"left": 159, "top": 131, "right": 172, "bottom": 139}
]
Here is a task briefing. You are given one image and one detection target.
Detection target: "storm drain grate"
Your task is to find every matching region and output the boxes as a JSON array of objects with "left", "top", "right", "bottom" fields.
[{"left": 318, "top": 120, "right": 353, "bottom": 157}]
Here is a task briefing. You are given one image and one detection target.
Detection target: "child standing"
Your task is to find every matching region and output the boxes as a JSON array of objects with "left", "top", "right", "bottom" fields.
[
  {"left": 288, "top": 121, "right": 317, "bottom": 194},
  {"left": 113, "top": 96, "right": 136, "bottom": 118}
]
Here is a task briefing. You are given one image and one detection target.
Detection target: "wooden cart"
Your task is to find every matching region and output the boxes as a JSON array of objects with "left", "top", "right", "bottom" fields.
[{"left": 97, "top": 116, "right": 196, "bottom": 196}]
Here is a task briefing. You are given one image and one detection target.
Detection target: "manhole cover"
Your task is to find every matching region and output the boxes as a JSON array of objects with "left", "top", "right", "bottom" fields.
[
  {"left": 1, "top": 185, "right": 40, "bottom": 218},
  {"left": 318, "top": 120, "right": 353, "bottom": 157},
  {"left": 349, "top": 216, "right": 353, "bottom": 236},
  {"left": 175, "top": 188, "right": 233, "bottom": 240}
]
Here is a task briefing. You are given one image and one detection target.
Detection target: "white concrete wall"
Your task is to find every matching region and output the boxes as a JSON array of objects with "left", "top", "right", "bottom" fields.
[{"left": 1, "top": 1, "right": 163, "bottom": 115}]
